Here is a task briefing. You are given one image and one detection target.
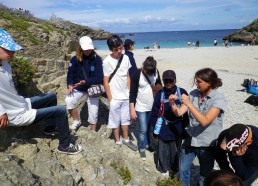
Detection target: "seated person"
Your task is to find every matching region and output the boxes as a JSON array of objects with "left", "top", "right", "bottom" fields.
[
  {"left": 0, "top": 29, "right": 82, "bottom": 155},
  {"left": 204, "top": 170, "right": 243, "bottom": 186},
  {"left": 214, "top": 123, "right": 258, "bottom": 185}
]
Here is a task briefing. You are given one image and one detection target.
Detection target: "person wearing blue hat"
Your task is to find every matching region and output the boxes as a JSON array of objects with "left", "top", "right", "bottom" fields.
[{"left": 0, "top": 29, "right": 82, "bottom": 154}]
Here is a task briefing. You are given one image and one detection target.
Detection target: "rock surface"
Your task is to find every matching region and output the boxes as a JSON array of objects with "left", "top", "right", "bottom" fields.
[{"left": 224, "top": 18, "right": 258, "bottom": 44}]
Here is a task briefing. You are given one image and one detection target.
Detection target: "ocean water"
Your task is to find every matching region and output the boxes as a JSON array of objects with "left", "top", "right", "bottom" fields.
[{"left": 93, "top": 29, "right": 242, "bottom": 50}]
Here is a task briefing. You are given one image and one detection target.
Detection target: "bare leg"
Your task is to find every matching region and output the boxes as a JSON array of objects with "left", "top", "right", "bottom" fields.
[
  {"left": 90, "top": 124, "right": 96, "bottom": 131},
  {"left": 121, "top": 125, "right": 129, "bottom": 140},
  {"left": 68, "top": 108, "right": 79, "bottom": 121},
  {"left": 114, "top": 127, "right": 120, "bottom": 142}
]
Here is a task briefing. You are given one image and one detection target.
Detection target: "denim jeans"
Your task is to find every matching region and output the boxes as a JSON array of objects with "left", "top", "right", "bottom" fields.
[
  {"left": 136, "top": 111, "right": 151, "bottom": 151},
  {"left": 179, "top": 146, "right": 215, "bottom": 186},
  {"left": 30, "top": 93, "right": 71, "bottom": 147}
]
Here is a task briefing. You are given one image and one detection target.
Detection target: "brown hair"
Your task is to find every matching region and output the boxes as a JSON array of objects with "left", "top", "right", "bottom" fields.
[
  {"left": 204, "top": 170, "right": 243, "bottom": 186},
  {"left": 194, "top": 68, "right": 222, "bottom": 89}
]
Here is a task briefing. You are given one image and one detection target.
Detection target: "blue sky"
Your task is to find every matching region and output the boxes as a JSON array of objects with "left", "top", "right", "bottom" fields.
[{"left": 2, "top": 0, "right": 258, "bottom": 33}]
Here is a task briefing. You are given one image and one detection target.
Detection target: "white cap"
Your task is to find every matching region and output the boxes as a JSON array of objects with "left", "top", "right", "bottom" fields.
[{"left": 79, "top": 36, "right": 94, "bottom": 50}]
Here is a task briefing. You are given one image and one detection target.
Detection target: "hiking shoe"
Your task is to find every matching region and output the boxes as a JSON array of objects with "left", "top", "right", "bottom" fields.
[
  {"left": 69, "top": 120, "right": 81, "bottom": 130},
  {"left": 140, "top": 151, "right": 146, "bottom": 160},
  {"left": 122, "top": 139, "right": 138, "bottom": 151},
  {"left": 57, "top": 143, "right": 82, "bottom": 155},
  {"left": 44, "top": 126, "right": 58, "bottom": 136}
]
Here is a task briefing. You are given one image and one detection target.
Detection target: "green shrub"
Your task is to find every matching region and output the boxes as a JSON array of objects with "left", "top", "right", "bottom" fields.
[
  {"left": 110, "top": 160, "right": 132, "bottom": 185},
  {"left": 10, "top": 57, "right": 35, "bottom": 86},
  {"left": 156, "top": 177, "right": 183, "bottom": 186}
]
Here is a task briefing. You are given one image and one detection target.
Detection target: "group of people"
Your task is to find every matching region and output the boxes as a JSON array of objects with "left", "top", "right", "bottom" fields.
[
  {"left": 0, "top": 29, "right": 258, "bottom": 185},
  {"left": 187, "top": 40, "right": 200, "bottom": 48}
]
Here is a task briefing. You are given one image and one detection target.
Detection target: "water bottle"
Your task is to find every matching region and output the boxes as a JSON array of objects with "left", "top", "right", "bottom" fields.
[{"left": 154, "top": 117, "right": 163, "bottom": 135}]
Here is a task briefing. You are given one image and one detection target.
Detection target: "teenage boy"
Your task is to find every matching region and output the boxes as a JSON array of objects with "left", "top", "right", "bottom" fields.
[
  {"left": 214, "top": 123, "right": 258, "bottom": 185},
  {"left": 124, "top": 39, "right": 137, "bottom": 79},
  {"left": 0, "top": 29, "right": 82, "bottom": 155},
  {"left": 103, "top": 35, "right": 137, "bottom": 151}
]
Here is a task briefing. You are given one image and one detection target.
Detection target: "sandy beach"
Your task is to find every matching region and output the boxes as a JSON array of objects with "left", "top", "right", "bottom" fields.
[{"left": 98, "top": 46, "right": 258, "bottom": 130}]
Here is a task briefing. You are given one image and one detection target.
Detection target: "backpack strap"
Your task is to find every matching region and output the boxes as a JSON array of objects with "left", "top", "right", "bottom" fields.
[
  {"left": 158, "top": 91, "right": 165, "bottom": 117},
  {"left": 108, "top": 54, "right": 124, "bottom": 83},
  {"left": 176, "top": 87, "right": 182, "bottom": 107}
]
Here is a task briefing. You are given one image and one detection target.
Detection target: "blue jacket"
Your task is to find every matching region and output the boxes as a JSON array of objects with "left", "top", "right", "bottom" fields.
[
  {"left": 214, "top": 125, "right": 258, "bottom": 181},
  {"left": 67, "top": 52, "right": 103, "bottom": 91},
  {"left": 124, "top": 50, "right": 137, "bottom": 79},
  {"left": 149, "top": 86, "right": 189, "bottom": 141}
]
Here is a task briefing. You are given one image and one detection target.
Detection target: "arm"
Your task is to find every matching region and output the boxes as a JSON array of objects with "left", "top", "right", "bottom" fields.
[
  {"left": 103, "top": 76, "right": 112, "bottom": 101},
  {"left": 169, "top": 88, "right": 188, "bottom": 117},
  {"left": 0, "top": 104, "right": 9, "bottom": 128},
  {"left": 155, "top": 69, "right": 162, "bottom": 85},
  {"left": 181, "top": 94, "right": 221, "bottom": 127},
  {"left": 129, "top": 70, "right": 140, "bottom": 121}
]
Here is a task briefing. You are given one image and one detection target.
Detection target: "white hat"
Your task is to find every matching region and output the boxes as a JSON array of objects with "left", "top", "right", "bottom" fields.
[{"left": 79, "top": 36, "right": 94, "bottom": 50}]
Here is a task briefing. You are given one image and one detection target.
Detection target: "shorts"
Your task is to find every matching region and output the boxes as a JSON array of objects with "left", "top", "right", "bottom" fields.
[
  {"left": 107, "top": 99, "right": 130, "bottom": 128},
  {"left": 65, "top": 89, "right": 99, "bottom": 124}
]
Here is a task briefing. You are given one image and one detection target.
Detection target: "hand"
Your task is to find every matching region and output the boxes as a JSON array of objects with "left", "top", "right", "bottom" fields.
[
  {"left": 0, "top": 113, "right": 9, "bottom": 128},
  {"left": 154, "top": 135, "right": 159, "bottom": 141},
  {"left": 130, "top": 109, "right": 137, "bottom": 121},
  {"left": 67, "top": 85, "right": 74, "bottom": 94},
  {"left": 169, "top": 94, "right": 178, "bottom": 105},
  {"left": 232, "top": 145, "right": 248, "bottom": 156},
  {"left": 74, "top": 80, "right": 86, "bottom": 88},
  {"left": 181, "top": 94, "right": 191, "bottom": 107}
]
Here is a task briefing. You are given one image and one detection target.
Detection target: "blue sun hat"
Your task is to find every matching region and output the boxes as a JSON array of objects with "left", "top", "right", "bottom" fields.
[{"left": 0, "top": 29, "right": 23, "bottom": 51}]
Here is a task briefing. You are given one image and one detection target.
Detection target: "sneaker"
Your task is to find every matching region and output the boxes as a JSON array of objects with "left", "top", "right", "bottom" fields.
[
  {"left": 140, "top": 151, "right": 146, "bottom": 160},
  {"left": 122, "top": 139, "right": 138, "bottom": 151},
  {"left": 161, "top": 171, "right": 169, "bottom": 177},
  {"left": 69, "top": 120, "right": 81, "bottom": 130},
  {"left": 115, "top": 141, "right": 122, "bottom": 147},
  {"left": 57, "top": 143, "right": 83, "bottom": 155},
  {"left": 44, "top": 126, "right": 58, "bottom": 136}
]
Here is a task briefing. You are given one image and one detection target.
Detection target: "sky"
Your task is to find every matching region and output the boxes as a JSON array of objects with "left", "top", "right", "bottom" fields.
[{"left": 1, "top": 0, "right": 258, "bottom": 33}]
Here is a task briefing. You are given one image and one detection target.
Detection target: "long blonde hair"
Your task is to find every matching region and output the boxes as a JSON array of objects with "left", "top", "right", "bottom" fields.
[{"left": 76, "top": 46, "right": 84, "bottom": 62}]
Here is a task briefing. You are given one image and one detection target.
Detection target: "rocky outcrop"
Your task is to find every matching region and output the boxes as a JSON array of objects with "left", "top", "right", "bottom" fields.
[{"left": 224, "top": 19, "right": 258, "bottom": 44}]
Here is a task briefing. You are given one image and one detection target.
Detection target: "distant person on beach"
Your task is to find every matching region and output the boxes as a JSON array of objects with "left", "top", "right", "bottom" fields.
[
  {"left": 187, "top": 40, "right": 191, "bottom": 48},
  {"left": 124, "top": 39, "right": 137, "bottom": 79},
  {"left": 214, "top": 39, "right": 218, "bottom": 46},
  {"left": 0, "top": 29, "right": 82, "bottom": 155},
  {"left": 251, "top": 37, "right": 256, "bottom": 45},
  {"left": 103, "top": 35, "right": 137, "bottom": 151},
  {"left": 225, "top": 40, "right": 228, "bottom": 47},
  {"left": 214, "top": 123, "right": 258, "bottom": 185},
  {"left": 192, "top": 42, "right": 195, "bottom": 47},
  {"left": 170, "top": 68, "right": 227, "bottom": 186},
  {"left": 196, "top": 40, "right": 200, "bottom": 47},
  {"left": 65, "top": 36, "right": 103, "bottom": 131},
  {"left": 130, "top": 56, "right": 161, "bottom": 160},
  {"left": 154, "top": 42, "right": 158, "bottom": 49},
  {"left": 150, "top": 70, "right": 189, "bottom": 176},
  {"left": 204, "top": 170, "right": 243, "bottom": 186}
]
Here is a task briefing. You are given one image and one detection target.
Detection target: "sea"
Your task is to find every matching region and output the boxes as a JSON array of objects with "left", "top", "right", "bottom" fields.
[{"left": 93, "top": 29, "right": 242, "bottom": 50}]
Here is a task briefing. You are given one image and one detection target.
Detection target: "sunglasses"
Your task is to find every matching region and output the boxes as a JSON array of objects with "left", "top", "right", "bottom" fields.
[{"left": 164, "top": 79, "right": 175, "bottom": 84}]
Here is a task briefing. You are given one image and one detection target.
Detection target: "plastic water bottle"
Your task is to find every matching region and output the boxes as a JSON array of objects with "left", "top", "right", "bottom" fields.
[{"left": 154, "top": 117, "right": 163, "bottom": 135}]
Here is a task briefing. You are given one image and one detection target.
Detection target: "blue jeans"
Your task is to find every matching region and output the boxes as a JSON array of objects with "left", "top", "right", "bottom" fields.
[
  {"left": 30, "top": 93, "right": 71, "bottom": 147},
  {"left": 179, "top": 146, "right": 215, "bottom": 186},
  {"left": 136, "top": 111, "right": 151, "bottom": 151}
]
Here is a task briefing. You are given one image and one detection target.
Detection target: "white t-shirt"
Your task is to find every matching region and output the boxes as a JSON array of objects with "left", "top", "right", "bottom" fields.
[
  {"left": 135, "top": 72, "right": 158, "bottom": 112},
  {"left": 0, "top": 61, "right": 36, "bottom": 126},
  {"left": 103, "top": 55, "right": 131, "bottom": 100}
]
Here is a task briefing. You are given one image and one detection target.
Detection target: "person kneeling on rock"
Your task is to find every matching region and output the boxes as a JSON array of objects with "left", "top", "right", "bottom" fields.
[{"left": 0, "top": 29, "right": 82, "bottom": 155}]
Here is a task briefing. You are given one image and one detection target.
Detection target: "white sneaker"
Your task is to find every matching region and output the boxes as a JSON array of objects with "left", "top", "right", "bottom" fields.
[
  {"left": 161, "top": 171, "right": 169, "bottom": 177},
  {"left": 69, "top": 120, "right": 81, "bottom": 130}
]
